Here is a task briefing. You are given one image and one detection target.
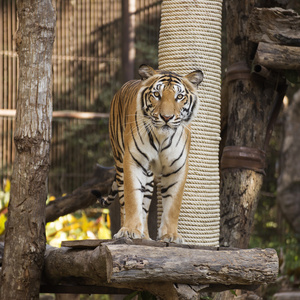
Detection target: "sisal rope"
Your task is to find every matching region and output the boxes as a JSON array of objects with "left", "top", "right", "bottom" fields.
[{"left": 158, "top": 0, "right": 222, "bottom": 246}]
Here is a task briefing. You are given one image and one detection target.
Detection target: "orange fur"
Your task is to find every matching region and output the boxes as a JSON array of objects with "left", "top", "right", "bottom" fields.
[{"left": 108, "top": 65, "right": 203, "bottom": 243}]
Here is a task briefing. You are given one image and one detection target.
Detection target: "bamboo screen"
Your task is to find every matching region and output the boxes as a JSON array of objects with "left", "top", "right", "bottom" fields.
[{"left": 0, "top": 0, "right": 161, "bottom": 194}]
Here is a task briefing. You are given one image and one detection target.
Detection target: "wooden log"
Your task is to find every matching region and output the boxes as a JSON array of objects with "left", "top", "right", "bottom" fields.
[
  {"left": 106, "top": 244, "right": 278, "bottom": 285},
  {"left": 249, "top": 7, "right": 300, "bottom": 46},
  {"left": 45, "top": 165, "right": 115, "bottom": 223},
  {"left": 0, "top": 109, "right": 109, "bottom": 119},
  {"left": 254, "top": 42, "right": 300, "bottom": 70},
  {"left": 0, "top": 240, "right": 278, "bottom": 300},
  {"left": 43, "top": 239, "right": 278, "bottom": 287}
]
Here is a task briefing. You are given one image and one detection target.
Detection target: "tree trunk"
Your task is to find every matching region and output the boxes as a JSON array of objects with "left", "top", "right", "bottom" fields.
[
  {"left": 220, "top": 0, "right": 287, "bottom": 249},
  {"left": 0, "top": 1, "right": 56, "bottom": 299}
]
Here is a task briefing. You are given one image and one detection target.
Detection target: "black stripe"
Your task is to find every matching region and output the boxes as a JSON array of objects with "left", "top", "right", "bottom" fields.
[
  {"left": 129, "top": 150, "right": 148, "bottom": 175},
  {"left": 151, "top": 127, "right": 160, "bottom": 147},
  {"left": 176, "top": 127, "right": 184, "bottom": 147},
  {"left": 161, "top": 129, "right": 177, "bottom": 151},
  {"left": 131, "top": 126, "right": 149, "bottom": 161},
  {"left": 170, "top": 137, "right": 188, "bottom": 167},
  {"left": 116, "top": 165, "right": 123, "bottom": 173},
  {"left": 184, "top": 97, "right": 197, "bottom": 122},
  {"left": 135, "top": 112, "right": 144, "bottom": 144},
  {"left": 145, "top": 123, "right": 158, "bottom": 152},
  {"left": 161, "top": 182, "right": 177, "bottom": 194},
  {"left": 163, "top": 159, "right": 187, "bottom": 177}
]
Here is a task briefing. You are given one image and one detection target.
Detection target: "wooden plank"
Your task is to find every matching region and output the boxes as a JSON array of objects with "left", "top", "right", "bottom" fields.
[
  {"left": 249, "top": 7, "right": 300, "bottom": 46},
  {"left": 61, "top": 237, "right": 237, "bottom": 250},
  {"left": 254, "top": 42, "right": 300, "bottom": 70}
]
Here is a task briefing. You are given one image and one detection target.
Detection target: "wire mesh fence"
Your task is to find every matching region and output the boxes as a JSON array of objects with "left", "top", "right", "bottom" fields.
[{"left": 0, "top": 0, "right": 161, "bottom": 194}]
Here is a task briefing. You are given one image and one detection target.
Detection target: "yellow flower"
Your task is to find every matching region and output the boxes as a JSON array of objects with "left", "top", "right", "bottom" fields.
[{"left": 4, "top": 179, "right": 10, "bottom": 193}]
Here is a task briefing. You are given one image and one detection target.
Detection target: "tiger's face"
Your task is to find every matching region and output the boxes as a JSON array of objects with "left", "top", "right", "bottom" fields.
[{"left": 138, "top": 65, "right": 203, "bottom": 131}]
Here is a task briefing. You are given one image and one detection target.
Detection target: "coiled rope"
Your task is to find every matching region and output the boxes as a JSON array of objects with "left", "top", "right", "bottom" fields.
[{"left": 158, "top": 0, "right": 222, "bottom": 246}]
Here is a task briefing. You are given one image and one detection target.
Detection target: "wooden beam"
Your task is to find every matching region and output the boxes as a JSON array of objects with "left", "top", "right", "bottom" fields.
[
  {"left": 0, "top": 109, "right": 109, "bottom": 119},
  {"left": 254, "top": 42, "right": 300, "bottom": 70},
  {"left": 106, "top": 244, "right": 278, "bottom": 286},
  {"left": 249, "top": 7, "right": 300, "bottom": 46},
  {"left": 44, "top": 239, "right": 278, "bottom": 287}
]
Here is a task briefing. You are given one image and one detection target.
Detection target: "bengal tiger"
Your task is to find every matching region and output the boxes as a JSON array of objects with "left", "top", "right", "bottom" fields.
[{"left": 103, "top": 64, "right": 203, "bottom": 243}]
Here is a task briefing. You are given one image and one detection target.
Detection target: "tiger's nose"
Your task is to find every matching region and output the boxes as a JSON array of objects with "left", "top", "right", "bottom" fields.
[{"left": 160, "top": 114, "right": 174, "bottom": 123}]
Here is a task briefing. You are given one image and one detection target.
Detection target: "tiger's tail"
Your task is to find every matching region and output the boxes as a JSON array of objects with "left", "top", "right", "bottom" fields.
[{"left": 91, "top": 178, "right": 118, "bottom": 207}]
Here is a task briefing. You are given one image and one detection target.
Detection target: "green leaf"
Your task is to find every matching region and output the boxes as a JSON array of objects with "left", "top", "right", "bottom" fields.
[{"left": 123, "top": 291, "right": 139, "bottom": 300}]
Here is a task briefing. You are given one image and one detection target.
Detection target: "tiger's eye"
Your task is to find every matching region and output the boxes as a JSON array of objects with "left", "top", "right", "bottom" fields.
[
  {"left": 153, "top": 91, "right": 160, "bottom": 98},
  {"left": 177, "top": 94, "right": 184, "bottom": 100}
]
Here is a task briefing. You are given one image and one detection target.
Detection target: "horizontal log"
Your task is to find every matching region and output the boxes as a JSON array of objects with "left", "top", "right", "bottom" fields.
[
  {"left": 249, "top": 7, "right": 300, "bottom": 46},
  {"left": 106, "top": 244, "right": 278, "bottom": 285},
  {"left": 46, "top": 165, "right": 115, "bottom": 222},
  {"left": 0, "top": 109, "right": 109, "bottom": 119},
  {"left": 254, "top": 42, "right": 300, "bottom": 70},
  {"left": 44, "top": 239, "right": 278, "bottom": 287}
]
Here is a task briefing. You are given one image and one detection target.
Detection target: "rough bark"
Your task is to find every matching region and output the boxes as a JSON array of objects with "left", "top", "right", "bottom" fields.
[
  {"left": 107, "top": 244, "right": 278, "bottom": 285},
  {"left": 248, "top": 7, "right": 300, "bottom": 46},
  {"left": 277, "top": 89, "right": 300, "bottom": 234},
  {"left": 0, "top": 1, "right": 56, "bottom": 299},
  {"left": 255, "top": 42, "right": 300, "bottom": 70},
  {"left": 220, "top": 0, "right": 287, "bottom": 249}
]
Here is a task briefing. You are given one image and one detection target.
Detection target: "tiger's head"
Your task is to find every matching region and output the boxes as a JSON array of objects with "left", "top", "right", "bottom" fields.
[{"left": 138, "top": 65, "right": 203, "bottom": 131}]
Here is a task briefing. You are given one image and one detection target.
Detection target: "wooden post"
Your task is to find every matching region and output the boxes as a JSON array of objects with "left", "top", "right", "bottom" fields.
[
  {"left": 0, "top": 1, "right": 56, "bottom": 299},
  {"left": 220, "top": 0, "right": 288, "bottom": 249}
]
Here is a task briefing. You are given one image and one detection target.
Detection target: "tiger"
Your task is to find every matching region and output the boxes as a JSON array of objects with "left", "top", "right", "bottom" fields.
[{"left": 103, "top": 64, "right": 203, "bottom": 243}]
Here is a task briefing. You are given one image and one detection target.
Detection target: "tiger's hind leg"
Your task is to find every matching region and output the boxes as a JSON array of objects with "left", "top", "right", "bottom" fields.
[{"left": 113, "top": 163, "right": 126, "bottom": 227}]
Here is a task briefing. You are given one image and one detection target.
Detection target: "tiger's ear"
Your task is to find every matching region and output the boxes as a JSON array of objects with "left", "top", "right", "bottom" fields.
[
  {"left": 185, "top": 70, "right": 204, "bottom": 87},
  {"left": 139, "top": 64, "right": 157, "bottom": 80}
]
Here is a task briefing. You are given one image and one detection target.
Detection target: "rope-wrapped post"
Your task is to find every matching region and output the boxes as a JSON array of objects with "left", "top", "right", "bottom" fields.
[{"left": 158, "top": 0, "right": 222, "bottom": 246}]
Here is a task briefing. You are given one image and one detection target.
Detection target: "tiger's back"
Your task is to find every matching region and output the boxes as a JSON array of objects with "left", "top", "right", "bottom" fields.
[{"left": 107, "top": 65, "right": 203, "bottom": 243}]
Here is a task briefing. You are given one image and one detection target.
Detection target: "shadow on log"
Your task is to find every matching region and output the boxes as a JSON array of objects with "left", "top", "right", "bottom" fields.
[{"left": 45, "top": 165, "right": 115, "bottom": 223}]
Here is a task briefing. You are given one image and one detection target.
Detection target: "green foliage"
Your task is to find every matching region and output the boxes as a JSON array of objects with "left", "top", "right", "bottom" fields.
[
  {"left": 250, "top": 131, "right": 300, "bottom": 291},
  {"left": 125, "top": 291, "right": 157, "bottom": 300}
]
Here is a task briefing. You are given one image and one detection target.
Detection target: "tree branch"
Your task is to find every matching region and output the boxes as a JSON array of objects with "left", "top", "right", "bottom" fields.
[{"left": 45, "top": 165, "right": 115, "bottom": 223}]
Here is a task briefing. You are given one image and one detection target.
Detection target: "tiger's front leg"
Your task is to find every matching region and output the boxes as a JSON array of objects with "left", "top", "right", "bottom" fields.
[
  {"left": 158, "top": 156, "right": 189, "bottom": 244},
  {"left": 114, "top": 149, "right": 149, "bottom": 240}
]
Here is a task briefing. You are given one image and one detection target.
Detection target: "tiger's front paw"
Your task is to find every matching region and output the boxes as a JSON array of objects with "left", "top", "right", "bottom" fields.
[
  {"left": 159, "top": 233, "right": 184, "bottom": 244},
  {"left": 114, "top": 227, "right": 145, "bottom": 239}
]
